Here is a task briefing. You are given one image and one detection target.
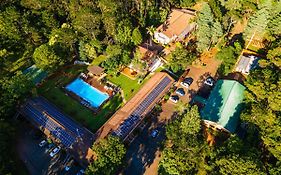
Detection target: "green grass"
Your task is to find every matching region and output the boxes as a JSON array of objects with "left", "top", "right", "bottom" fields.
[
  {"left": 107, "top": 74, "right": 145, "bottom": 101},
  {"left": 91, "top": 55, "right": 107, "bottom": 66},
  {"left": 37, "top": 65, "right": 123, "bottom": 132}
]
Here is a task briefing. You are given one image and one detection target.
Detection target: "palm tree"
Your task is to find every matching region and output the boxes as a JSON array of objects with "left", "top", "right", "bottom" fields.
[{"left": 146, "top": 26, "right": 156, "bottom": 37}]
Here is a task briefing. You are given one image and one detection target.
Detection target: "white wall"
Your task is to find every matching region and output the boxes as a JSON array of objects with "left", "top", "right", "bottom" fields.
[{"left": 154, "top": 32, "right": 171, "bottom": 45}]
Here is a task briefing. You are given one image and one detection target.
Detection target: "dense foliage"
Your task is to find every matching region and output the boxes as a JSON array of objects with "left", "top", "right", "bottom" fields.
[
  {"left": 86, "top": 136, "right": 126, "bottom": 175},
  {"left": 0, "top": 0, "right": 281, "bottom": 174}
]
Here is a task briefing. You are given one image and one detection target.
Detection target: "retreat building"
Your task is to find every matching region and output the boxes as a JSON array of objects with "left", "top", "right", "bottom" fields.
[
  {"left": 94, "top": 72, "right": 174, "bottom": 141},
  {"left": 200, "top": 80, "right": 246, "bottom": 133},
  {"left": 154, "top": 9, "right": 196, "bottom": 45}
]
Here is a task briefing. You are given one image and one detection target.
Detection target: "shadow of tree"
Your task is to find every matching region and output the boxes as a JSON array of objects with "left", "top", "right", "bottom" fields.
[{"left": 123, "top": 111, "right": 167, "bottom": 175}]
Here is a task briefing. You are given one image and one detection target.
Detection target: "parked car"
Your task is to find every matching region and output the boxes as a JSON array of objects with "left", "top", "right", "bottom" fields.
[
  {"left": 77, "top": 169, "right": 85, "bottom": 175},
  {"left": 180, "top": 77, "right": 193, "bottom": 88},
  {"left": 169, "top": 95, "right": 179, "bottom": 103},
  {"left": 151, "top": 129, "right": 159, "bottom": 138},
  {"left": 204, "top": 77, "right": 215, "bottom": 87},
  {"left": 175, "top": 88, "right": 185, "bottom": 96},
  {"left": 65, "top": 166, "right": 71, "bottom": 171},
  {"left": 50, "top": 146, "right": 61, "bottom": 157},
  {"left": 39, "top": 139, "right": 47, "bottom": 147},
  {"left": 65, "top": 159, "right": 74, "bottom": 171}
]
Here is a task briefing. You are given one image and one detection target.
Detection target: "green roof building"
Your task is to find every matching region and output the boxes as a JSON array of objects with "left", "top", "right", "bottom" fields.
[{"left": 200, "top": 80, "right": 246, "bottom": 133}]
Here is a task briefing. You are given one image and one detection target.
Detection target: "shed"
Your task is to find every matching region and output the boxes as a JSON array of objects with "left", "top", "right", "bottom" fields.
[
  {"left": 235, "top": 55, "right": 259, "bottom": 75},
  {"left": 200, "top": 80, "right": 246, "bottom": 133},
  {"left": 87, "top": 65, "right": 104, "bottom": 76}
]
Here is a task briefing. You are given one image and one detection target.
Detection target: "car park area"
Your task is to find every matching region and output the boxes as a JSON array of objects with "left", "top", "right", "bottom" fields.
[{"left": 17, "top": 123, "right": 85, "bottom": 175}]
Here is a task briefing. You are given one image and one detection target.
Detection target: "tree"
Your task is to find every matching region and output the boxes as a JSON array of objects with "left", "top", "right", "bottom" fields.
[
  {"left": 131, "top": 28, "right": 143, "bottom": 45},
  {"left": 0, "top": 7, "right": 22, "bottom": 40},
  {"left": 244, "top": 67, "right": 280, "bottom": 111},
  {"left": 49, "top": 26, "right": 77, "bottom": 50},
  {"left": 196, "top": 3, "right": 223, "bottom": 52},
  {"left": 244, "top": 0, "right": 272, "bottom": 41},
  {"left": 0, "top": 121, "right": 16, "bottom": 174},
  {"left": 209, "top": 0, "right": 224, "bottom": 22},
  {"left": 115, "top": 19, "right": 133, "bottom": 45},
  {"left": 215, "top": 42, "right": 242, "bottom": 75},
  {"left": 20, "top": 0, "right": 51, "bottom": 10},
  {"left": 266, "top": 46, "right": 281, "bottom": 68},
  {"left": 210, "top": 135, "right": 266, "bottom": 175},
  {"left": 267, "top": 1, "right": 281, "bottom": 38},
  {"left": 33, "top": 44, "right": 62, "bottom": 70},
  {"left": 159, "top": 106, "right": 206, "bottom": 174},
  {"left": 0, "top": 73, "right": 33, "bottom": 118},
  {"left": 180, "top": 105, "right": 201, "bottom": 136},
  {"left": 98, "top": 0, "right": 123, "bottom": 37},
  {"left": 72, "top": 7, "right": 101, "bottom": 39},
  {"left": 241, "top": 64, "right": 281, "bottom": 161},
  {"left": 86, "top": 136, "right": 126, "bottom": 175},
  {"left": 79, "top": 41, "right": 97, "bottom": 61},
  {"left": 167, "top": 45, "right": 196, "bottom": 73}
]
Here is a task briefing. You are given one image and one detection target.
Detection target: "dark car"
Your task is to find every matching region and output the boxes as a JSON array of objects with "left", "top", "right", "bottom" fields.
[
  {"left": 176, "top": 88, "right": 185, "bottom": 96},
  {"left": 169, "top": 95, "right": 180, "bottom": 103},
  {"left": 204, "top": 76, "right": 215, "bottom": 87},
  {"left": 180, "top": 77, "right": 193, "bottom": 88},
  {"left": 151, "top": 129, "right": 159, "bottom": 138}
]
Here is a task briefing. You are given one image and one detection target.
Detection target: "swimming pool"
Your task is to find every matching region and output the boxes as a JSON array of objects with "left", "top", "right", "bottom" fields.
[{"left": 66, "top": 78, "right": 109, "bottom": 108}]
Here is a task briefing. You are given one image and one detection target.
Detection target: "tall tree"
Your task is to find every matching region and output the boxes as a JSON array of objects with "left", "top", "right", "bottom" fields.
[
  {"left": 159, "top": 105, "right": 206, "bottom": 174},
  {"left": 72, "top": 8, "right": 101, "bottom": 39},
  {"left": 196, "top": 3, "right": 223, "bottom": 52},
  {"left": 115, "top": 19, "right": 133, "bottom": 45},
  {"left": 33, "top": 44, "right": 62, "bottom": 70},
  {"left": 0, "top": 73, "right": 33, "bottom": 118},
  {"left": 86, "top": 136, "right": 126, "bottom": 175},
  {"left": 0, "top": 7, "right": 22, "bottom": 40},
  {"left": 244, "top": 0, "right": 272, "bottom": 41},
  {"left": 131, "top": 28, "right": 143, "bottom": 45}
]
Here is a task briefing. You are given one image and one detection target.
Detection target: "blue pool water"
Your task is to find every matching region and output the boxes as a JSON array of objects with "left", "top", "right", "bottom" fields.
[{"left": 66, "top": 78, "right": 109, "bottom": 108}]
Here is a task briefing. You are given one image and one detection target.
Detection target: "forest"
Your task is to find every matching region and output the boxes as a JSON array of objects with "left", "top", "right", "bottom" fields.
[{"left": 0, "top": 0, "right": 280, "bottom": 174}]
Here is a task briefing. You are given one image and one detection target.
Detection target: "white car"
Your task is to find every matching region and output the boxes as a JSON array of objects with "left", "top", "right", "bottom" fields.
[
  {"left": 39, "top": 140, "right": 47, "bottom": 147},
  {"left": 50, "top": 146, "right": 61, "bottom": 157}
]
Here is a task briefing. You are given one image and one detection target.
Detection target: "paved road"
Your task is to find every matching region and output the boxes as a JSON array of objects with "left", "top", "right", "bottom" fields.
[
  {"left": 17, "top": 124, "right": 62, "bottom": 175},
  {"left": 123, "top": 115, "right": 166, "bottom": 175}
]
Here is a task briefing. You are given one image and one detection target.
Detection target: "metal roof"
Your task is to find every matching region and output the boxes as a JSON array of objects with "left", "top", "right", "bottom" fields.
[
  {"left": 94, "top": 72, "right": 174, "bottom": 141},
  {"left": 235, "top": 55, "right": 259, "bottom": 75},
  {"left": 21, "top": 97, "right": 95, "bottom": 164},
  {"left": 200, "top": 80, "right": 246, "bottom": 133}
]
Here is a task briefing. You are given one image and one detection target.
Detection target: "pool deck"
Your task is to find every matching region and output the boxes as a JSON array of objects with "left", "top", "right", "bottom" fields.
[{"left": 85, "top": 77, "right": 114, "bottom": 96}]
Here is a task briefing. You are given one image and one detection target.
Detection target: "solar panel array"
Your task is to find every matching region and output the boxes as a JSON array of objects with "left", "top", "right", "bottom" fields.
[
  {"left": 113, "top": 76, "right": 172, "bottom": 138},
  {"left": 23, "top": 101, "right": 76, "bottom": 147},
  {"left": 32, "top": 97, "right": 84, "bottom": 136}
]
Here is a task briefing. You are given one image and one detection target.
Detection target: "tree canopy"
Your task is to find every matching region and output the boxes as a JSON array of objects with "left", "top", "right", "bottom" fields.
[{"left": 86, "top": 136, "right": 126, "bottom": 175}]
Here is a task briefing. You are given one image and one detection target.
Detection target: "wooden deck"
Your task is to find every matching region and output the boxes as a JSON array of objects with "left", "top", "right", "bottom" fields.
[{"left": 85, "top": 77, "right": 114, "bottom": 96}]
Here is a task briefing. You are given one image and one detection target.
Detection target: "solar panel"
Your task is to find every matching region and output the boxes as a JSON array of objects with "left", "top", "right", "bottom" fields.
[
  {"left": 113, "top": 76, "right": 172, "bottom": 138},
  {"left": 22, "top": 100, "right": 77, "bottom": 148},
  {"left": 32, "top": 97, "right": 84, "bottom": 136}
]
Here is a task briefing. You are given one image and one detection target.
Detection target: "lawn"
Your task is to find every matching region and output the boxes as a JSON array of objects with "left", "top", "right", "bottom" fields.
[
  {"left": 37, "top": 65, "right": 123, "bottom": 132},
  {"left": 107, "top": 73, "right": 149, "bottom": 101}
]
